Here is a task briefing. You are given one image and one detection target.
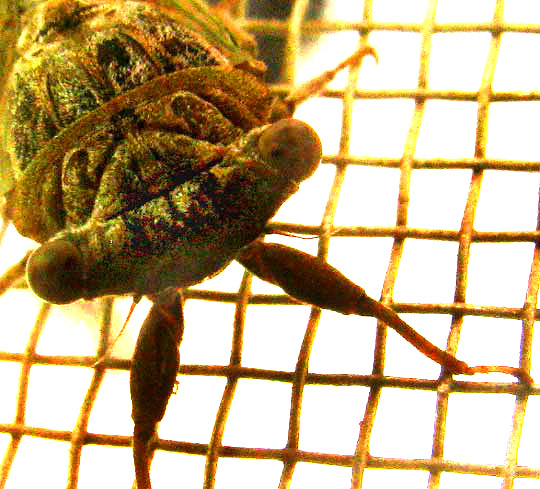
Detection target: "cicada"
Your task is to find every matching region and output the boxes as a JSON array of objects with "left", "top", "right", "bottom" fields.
[{"left": 0, "top": 1, "right": 533, "bottom": 488}]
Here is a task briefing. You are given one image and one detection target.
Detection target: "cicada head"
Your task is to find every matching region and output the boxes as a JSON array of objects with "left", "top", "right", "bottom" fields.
[
  {"left": 25, "top": 115, "right": 321, "bottom": 304},
  {"left": 2, "top": 0, "right": 322, "bottom": 304}
]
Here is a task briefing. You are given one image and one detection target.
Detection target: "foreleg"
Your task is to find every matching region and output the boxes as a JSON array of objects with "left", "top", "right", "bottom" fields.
[
  {"left": 237, "top": 240, "right": 533, "bottom": 386},
  {"left": 130, "top": 289, "right": 184, "bottom": 489}
]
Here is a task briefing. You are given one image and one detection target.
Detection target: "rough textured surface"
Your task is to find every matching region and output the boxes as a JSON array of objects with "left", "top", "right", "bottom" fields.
[
  {"left": 3, "top": 0, "right": 306, "bottom": 300},
  {"left": 5, "top": 0, "right": 230, "bottom": 176}
]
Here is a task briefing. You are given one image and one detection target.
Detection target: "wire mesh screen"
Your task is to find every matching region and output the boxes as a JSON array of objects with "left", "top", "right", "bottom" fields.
[{"left": 1, "top": 0, "right": 540, "bottom": 488}]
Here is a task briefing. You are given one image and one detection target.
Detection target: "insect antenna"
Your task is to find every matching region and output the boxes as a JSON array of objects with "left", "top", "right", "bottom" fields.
[
  {"left": 0, "top": 249, "right": 32, "bottom": 297},
  {"left": 92, "top": 294, "right": 142, "bottom": 367},
  {"left": 265, "top": 225, "right": 347, "bottom": 240}
]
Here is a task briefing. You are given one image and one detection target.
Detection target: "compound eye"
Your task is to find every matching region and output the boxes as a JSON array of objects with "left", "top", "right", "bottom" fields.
[
  {"left": 258, "top": 118, "right": 322, "bottom": 182},
  {"left": 26, "top": 239, "right": 84, "bottom": 304}
]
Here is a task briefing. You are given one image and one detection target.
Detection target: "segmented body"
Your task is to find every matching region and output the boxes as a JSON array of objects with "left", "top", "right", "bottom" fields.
[{"left": 1, "top": 0, "right": 302, "bottom": 301}]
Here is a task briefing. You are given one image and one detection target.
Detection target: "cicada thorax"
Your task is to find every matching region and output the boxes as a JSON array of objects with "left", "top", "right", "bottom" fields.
[
  {"left": 2, "top": 0, "right": 319, "bottom": 304},
  {"left": 6, "top": 0, "right": 242, "bottom": 178},
  {"left": 0, "top": 0, "right": 46, "bottom": 195}
]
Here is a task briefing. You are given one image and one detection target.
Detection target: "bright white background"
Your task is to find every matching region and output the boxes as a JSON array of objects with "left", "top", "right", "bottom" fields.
[{"left": 1, "top": 1, "right": 540, "bottom": 488}]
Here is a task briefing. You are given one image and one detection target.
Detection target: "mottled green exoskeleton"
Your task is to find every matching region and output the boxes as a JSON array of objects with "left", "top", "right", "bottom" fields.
[
  {"left": 3, "top": 0, "right": 323, "bottom": 304},
  {"left": 0, "top": 1, "right": 532, "bottom": 488}
]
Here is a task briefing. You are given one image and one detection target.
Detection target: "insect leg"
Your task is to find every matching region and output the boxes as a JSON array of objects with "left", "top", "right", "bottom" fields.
[
  {"left": 130, "top": 288, "right": 184, "bottom": 489},
  {"left": 237, "top": 240, "right": 533, "bottom": 386},
  {"left": 281, "top": 45, "right": 377, "bottom": 114}
]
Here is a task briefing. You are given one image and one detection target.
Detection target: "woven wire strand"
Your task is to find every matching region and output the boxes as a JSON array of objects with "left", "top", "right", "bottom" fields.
[{"left": 0, "top": 0, "right": 539, "bottom": 488}]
